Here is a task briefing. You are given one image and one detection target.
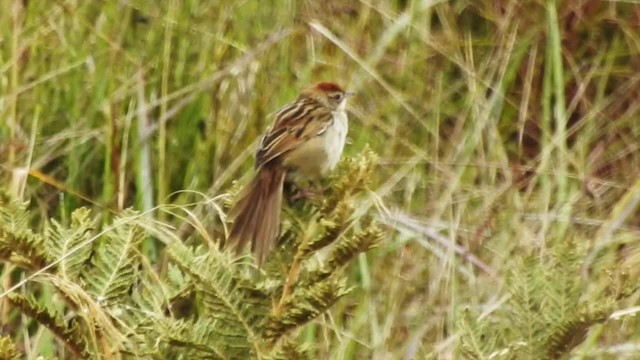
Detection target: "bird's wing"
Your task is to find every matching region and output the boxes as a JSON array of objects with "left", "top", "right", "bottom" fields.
[{"left": 255, "top": 98, "right": 333, "bottom": 168}]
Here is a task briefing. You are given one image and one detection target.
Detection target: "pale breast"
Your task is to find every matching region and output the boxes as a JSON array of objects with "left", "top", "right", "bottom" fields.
[
  {"left": 322, "top": 109, "right": 348, "bottom": 171},
  {"left": 282, "top": 109, "right": 348, "bottom": 178}
]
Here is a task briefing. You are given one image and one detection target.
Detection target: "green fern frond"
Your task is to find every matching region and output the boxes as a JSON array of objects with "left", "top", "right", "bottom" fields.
[
  {"left": 0, "top": 148, "right": 384, "bottom": 359},
  {"left": 543, "top": 305, "right": 610, "bottom": 359},
  {"left": 0, "top": 335, "right": 21, "bottom": 360},
  {"left": 0, "top": 194, "right": 30, "bottom": 231},
  {"left": 299, "top": 201, "right": 353, "bottom": 259},
  {"left": 458, "top": 236, "right": 622, "bottom": 359},
  {"left": 304, "top": 223, "right": 383, "bottom": 286},
  {"left": 162, "top": 263, "right": 197, "bottom": 319},
  {"left": 261, "top": 230, "right": 300, "bottom": 281},
  {"left": 262, "top": 277, "right": 350, "bottom": 342},
  {"left": 83, "top": 210, "right": 144, "bottom": 304},
  {"left": 324, "top": 222, "right": 383, "bottom": 269},
  {"left": 166, "top": 262, "right": 188, "bottom": 292},
  {"left": 46, "top": 207, "right": 94, "bottom": 281},
  {"left": 7, "top": 293, "right": 93, "bottom": 359},
  {"left": 506, "top": 257, "right": 546, "bottom": 357},
  {"left": 0, "top": 196, "right": 50, "bottom": 269},
  {"left": 0, "top": 227, "right": 50, "bottom": 270},
  {"left": 264, "top": 340, "right": 310, "bottom": 360},
  {"left": 457, "top": 308, "right": 497, "bottom": 360},
  {"left": 320, "top": 146, "right": 377, "bottom": 215},
  {"left": 123, "top": 271, "right": 174, "bottom": 331},
  {"left": 167, "top": 242, "right": 269, "bottom": 356},
  {"left": 157, "top": 317, "right": 248, "bottom": 359},
  {"left": 540, "top": 240, "right": 584, "bottom": 320}
]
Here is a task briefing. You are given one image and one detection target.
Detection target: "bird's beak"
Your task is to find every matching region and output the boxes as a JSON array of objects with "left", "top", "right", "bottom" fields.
[{"left": 344, "top": 91, "right": 355, "bottom": 98}]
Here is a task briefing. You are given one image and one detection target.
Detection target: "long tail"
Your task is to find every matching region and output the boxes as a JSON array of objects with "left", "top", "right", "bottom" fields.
[{"left": 227, "top": 165, "right": 285, "bottom": 265}]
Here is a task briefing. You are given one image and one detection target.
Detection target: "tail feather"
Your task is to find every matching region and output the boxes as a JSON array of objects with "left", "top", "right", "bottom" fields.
[{"left": 227, "top": 166, "right": 285, "bottom": 265}]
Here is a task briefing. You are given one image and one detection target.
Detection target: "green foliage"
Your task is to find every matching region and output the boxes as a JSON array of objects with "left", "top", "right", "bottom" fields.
[
  {"left": 263, "top": 276, "right": 350, "bottom": 342},
  {"left": 0, "top": 195, "right": 50, "bottom": 269},
  {"left": 0, "top": 151, "right": 382, "bottom": 358},
  {"left": 166, "top": 242, "right": 265, "bottom": 358},
  {"left": 83, "top": 210, "right": 144, "bottom": 304},
  {"left": 45, "top": 207, "right": 93, "bottom": 281},
  {"left": 7, "top": 293, "right": 91, "bottom": 359},
  {"left": 263, "top": 340, "right": 310, "bottom": 360},
  {"left": 457, "top": 238, "right": 626, "bottom": 360},
  {"left": 0, "top": 335, "right": 21, "bottom": 360}
]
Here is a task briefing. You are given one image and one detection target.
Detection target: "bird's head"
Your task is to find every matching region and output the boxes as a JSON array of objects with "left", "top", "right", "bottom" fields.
[{"left": 301, "top": 82, "right": 354, "bottom": 110}]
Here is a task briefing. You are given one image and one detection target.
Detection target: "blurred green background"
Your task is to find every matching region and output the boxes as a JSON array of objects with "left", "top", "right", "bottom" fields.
[{"left": 2, "top": 0, "right": 640, "bottom": 358}]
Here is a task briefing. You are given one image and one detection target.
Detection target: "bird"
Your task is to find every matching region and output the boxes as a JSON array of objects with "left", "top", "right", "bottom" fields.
[{"left": 226, "top": 82, "right": 353, "bottom": 265}]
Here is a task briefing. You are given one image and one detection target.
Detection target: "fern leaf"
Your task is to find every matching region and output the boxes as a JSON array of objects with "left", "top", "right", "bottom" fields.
[
  {"left": 0, "top": 196, "right": 50, "bottom": 269},
  {"left": 330, "top": 222, "right": 383, "bottom": 260},
  {"left": 156, "top": 317, "right": 252, "bottom": 359},
  {"left": 540, "top": 240, "right": 584, "bottom": 324},
  {"left": 457, "top": 308, "right": 492, "bottom": 360},
  {"left": 298, "top": 201, "right": 353, "bottom": 259},
  {"left": 543, "top": 306, "right": 610, "bottom": 359},
  {"left": 262, "top": 276, "right": 350, "bottom": 343},
  {"left": 84, "top": 210, "right": 143, "bottom": 304},
  {"left": 261, "top": 230, "right": 300, "bottom": 282},
  {"left": 7, "top": 293, "right": 93, "bottom": 359},
  {"left": 264, "top": 340, "right": 310, "bottom": 360},
  {"left": 0, "top": 195, "right": 30, "bottom": 232},
  {"left": 168, "top": 242, "right": 269, "bottom": 357},
  {"left": 46, "top": 208, "right": 94, "bottom": 281},
  {"left": 0, "top": 335, "right": 21, "bottom": 360},
  {"left": 159, "top": 263, "right": 196, "bottom": 319},
  {"left": 303, "top": 223, "right": 383, "bottom": 287},
  {"left": 320, "top": 146, "right": 377, "bottom": 214},
  {"left": 506, "top": 256, "right": 547, "bottom": 358}
]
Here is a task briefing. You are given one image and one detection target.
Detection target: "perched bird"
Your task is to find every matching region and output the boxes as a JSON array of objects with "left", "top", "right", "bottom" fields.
[{"left": 227, "top": 82, "right": 353, "bottom": 265}]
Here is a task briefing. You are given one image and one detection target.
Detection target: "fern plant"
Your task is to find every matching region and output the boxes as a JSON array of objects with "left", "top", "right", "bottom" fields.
[
  {"left": 457, "top": 238, "right": 633, "bottom": 360},
  {"left": 0, "top": 149, "right": 383, "bottom": 359}
]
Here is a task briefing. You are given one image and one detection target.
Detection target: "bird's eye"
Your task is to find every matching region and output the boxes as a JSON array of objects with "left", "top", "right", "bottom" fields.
[{"left": 330, "top": 93, "right": 343, "bottom": 101}]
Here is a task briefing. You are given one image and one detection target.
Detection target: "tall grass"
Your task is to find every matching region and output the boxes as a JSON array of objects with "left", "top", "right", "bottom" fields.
[{"left": 2, "top": 0, "right": 640, "bottom": 358}]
